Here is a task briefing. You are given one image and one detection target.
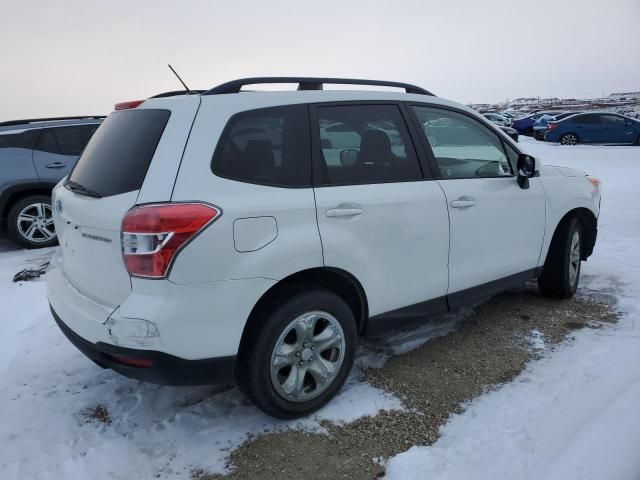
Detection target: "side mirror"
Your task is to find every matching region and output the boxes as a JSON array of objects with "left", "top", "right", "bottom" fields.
[
  {"left": 516, "top": 154, "right": 538, "bottom": 189},
  {"left": 340, "top": 149, "right": 359, "bottom": 167}
]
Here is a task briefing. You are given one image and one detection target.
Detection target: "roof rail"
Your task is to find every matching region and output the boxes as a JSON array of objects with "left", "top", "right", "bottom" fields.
[
  {"left": 149, "top": 90, "right": 206, "bottom": 99},
  {"left": 203, "top": 77, "right": 434, "bottom": 96},
  {"left": 0, "top": 116, "right": 105, "bottom": 128}
]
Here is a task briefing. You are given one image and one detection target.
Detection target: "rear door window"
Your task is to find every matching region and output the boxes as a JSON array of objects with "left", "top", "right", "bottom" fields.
[
  {"left": 34, "top": 129, "right": 60, "bottom": 154},
  {"left": 68, "top": 109, "right": 170, "bottom": 197},
  {"left": 600, "top": 115, "right": 625, "bottom": 125},
  {"left": 574, "top": 114, "right": 599, "bottom": 124},
  {"left": 315, "top": 104, "right": 422, "bottom": 185},
  {"left": 212, "top": 105, "right": 310, "bottom": 187},
  {"left": 53, "top": 124, "right": 100, "bottom": 156}
]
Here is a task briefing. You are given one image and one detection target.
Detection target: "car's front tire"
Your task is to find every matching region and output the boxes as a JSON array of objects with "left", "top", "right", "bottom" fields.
[
  {"left": 6, "top": 194, "right": 58, "bottom": 249},
  {"left": 236, "top": 285, "right": 357, "bottom": 419},
  {"left": 538, "top": 217, "right": 582, "bottom": 299},
  {"left": 560, "top": 133, "right": 579, "bottom": 145}
]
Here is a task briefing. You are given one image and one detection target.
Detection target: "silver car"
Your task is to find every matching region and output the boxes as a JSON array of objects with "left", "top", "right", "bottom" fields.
[{"left": 0, "top": 116, "right": 103, "bottom": 247}]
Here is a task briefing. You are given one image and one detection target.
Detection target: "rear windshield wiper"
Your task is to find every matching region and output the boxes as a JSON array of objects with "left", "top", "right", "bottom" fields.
[{"left": 66, "top": 180, "right": 103, "bottom": 198}]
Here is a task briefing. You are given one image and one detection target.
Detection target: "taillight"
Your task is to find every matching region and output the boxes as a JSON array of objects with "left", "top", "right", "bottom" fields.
[
  {"left": 547, "top": 122, "right": 557, "bottom": 131},
  {"left": 115, "top": 100, "right": 144, "bottom": 110},
  {"left": 122, "top": 203, "right": 221, "bottom": 278}
]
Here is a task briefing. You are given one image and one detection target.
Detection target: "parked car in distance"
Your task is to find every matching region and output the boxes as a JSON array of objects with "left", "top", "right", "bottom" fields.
[
  {"left": 533, "top": 112, "right": 583, "bottom": 140},
  {"left": 532, "top": 114, "right": 557, "bottom": 140},
  {"left": 47, "top": 77, "right": 601, "bottom": 419},
  {"left": 483, "top": 112, "right": 512, "bottom": 127},
  {"left": 500, "top": 125, "right": 519, "bottom": 142},
  {"left": 545, "top": 112, "right": 640, "bottom": 145},
  {"left": 512, "top": 111, "right": 559, "bottom": 136},
  {"left": 0, "top": 116, "right": 104, "bottom": 248},
  {"left": 500, "top": 111, "right": 526, "bottom": 121},
  {"left": 422, "top": 116, "right": 518, "bottom": 144}
]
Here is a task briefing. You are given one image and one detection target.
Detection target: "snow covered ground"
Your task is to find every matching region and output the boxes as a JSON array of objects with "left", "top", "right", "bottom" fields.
[
  {"left": 0, "top": 137, "right": 638, "bottom": 479},
  {"left": 385, "top": 137, "right": 640, "bottom": 480},
  {"left": 0, "top": 241, "right": 402, "bottom": 479}
]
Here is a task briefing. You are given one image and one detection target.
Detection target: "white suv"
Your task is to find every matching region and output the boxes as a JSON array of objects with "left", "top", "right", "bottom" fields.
[{"left": 47, "top": 77, "right": 601, "bottom": 418}]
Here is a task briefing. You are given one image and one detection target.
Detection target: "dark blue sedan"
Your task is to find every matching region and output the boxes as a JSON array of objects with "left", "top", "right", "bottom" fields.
[{"left": 545, "top": 113, "right": 640, "bottom": 145}]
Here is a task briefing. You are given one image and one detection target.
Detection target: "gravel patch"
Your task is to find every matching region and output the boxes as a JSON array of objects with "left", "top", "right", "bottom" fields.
[
  {"left": 80, "top": 404, "right": 112, "bottom": 425},
  {"left": 198, "top": 284, "right": 618, "bottom": 479}
]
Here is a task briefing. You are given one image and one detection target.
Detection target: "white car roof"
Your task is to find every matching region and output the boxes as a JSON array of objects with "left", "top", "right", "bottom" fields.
[{"left": 144, "top": 89, "right": 478, "bottom": 119}]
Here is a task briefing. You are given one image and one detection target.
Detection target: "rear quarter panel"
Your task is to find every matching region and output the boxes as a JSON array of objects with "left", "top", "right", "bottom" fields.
[
  {"left": 168, "top": 95, "right": 324, "bottom": 284},
  {"left": 135, "top": 96, "right": 202, "bottom": 204}
]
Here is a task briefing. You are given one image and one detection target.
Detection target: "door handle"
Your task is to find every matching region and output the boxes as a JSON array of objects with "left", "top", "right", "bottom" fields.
[
  {"left": 326, "top": 207, "right": 363, "bottom": 218},
  {"left": 45, "top": 162, "right": 66, "bottom": 169},
  {"left": 450, "top": 199, "right": 476, "bottom": 209}
]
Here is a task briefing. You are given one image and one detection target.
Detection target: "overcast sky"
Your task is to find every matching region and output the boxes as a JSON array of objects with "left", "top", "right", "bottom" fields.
[{"left": 1, "top": 0, "right": 638, "bottom": 121}]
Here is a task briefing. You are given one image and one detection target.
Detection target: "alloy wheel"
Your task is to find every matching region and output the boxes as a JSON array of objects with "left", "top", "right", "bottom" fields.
[
  {"left": 561, "top": 134, "right": 578, "bottom": 145},
  {"left": 270, "top": 311, "right": 346, "bottom": 403},
  {"left": 568, "top": 230, "right": 581, "bottom": 287},
  {"left": 17, "top": 202, "right": 56, "bottom": 244}
]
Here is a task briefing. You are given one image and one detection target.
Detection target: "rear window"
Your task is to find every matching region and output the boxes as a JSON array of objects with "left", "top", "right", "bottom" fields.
[{"left": 68, "top": 109, "right": 170, "bottom": 197}]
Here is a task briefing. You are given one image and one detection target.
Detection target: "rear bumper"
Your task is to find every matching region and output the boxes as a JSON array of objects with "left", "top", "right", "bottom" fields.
[
  {"left": 51, "top": 305, "right": 236, "bottom": 386},
  {"left": 46, "top": 249, "right": 275, "bottom": 359}
]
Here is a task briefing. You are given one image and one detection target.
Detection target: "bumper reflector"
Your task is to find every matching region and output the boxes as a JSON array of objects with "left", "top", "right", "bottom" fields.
[{"left": 110, "top": 354, "right": 154, "bottom": 368}]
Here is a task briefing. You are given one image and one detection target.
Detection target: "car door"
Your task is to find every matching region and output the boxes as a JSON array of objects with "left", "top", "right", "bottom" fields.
[
  {"left": 571, "top": 114, "right": 602, "bottom": 143},
  {"left": 311, "top": 103, "right": 450, "bottom": 323},
  {"left": 0, "top": 127, "right": 40, "bottom": 189},
  {"left": 410, "top": 105, "right": 546, "bottom": 307},
  {"left": 32, "top": 124, "right": 99, "bottom": 183},
  {"left": 599, "top": 114, "right": 633, "bottom": 144}
]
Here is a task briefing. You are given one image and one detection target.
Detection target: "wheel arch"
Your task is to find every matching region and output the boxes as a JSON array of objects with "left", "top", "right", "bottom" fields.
[
  {"left": 549, "top": 207, "right": 597, "bottom": 261},
  {"left": 238, "top": 267, "right": 369, "bottom": 354},
  {"left": 0, "top": 183, "right": 56, "bottom": 230}
]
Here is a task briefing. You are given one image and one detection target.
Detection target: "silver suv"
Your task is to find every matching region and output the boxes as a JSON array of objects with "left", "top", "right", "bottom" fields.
[
  {"left": 47, "top": 78, "right": 600, "bottom": 418},
  {"left": 0, "top": 116, "right": 103, "bottom": 248}
]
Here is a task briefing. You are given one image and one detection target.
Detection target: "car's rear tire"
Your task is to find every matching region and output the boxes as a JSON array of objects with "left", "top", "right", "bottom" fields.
[
  {"left": 6, "top": 195, "right": 58, "bottom": 249},
  {"left": 524, "top": 127, "right": 533, "bottom": 136},
  {"left": 236, "top": 284, "right": 357, "bottom": 419},
  {"left": 560, "top": 133, "right": 579, "bottom": 145},
  {"left": 635, "top": 135, "right": 640, "bottom": 146},
  {"left": 538, "top": 217, "right": 582, "bottom": 299}
]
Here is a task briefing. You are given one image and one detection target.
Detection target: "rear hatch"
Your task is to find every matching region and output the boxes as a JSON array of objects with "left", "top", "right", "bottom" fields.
[{"left": 53, "top": 108, "right": 174, "bottom": 309}]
